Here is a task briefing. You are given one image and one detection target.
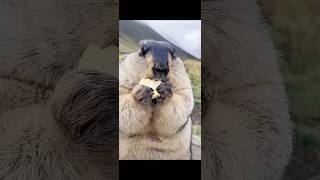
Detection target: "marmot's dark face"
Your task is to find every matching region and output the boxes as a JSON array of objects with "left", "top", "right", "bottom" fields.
[{"left": 138, "top": 40, "right": 175, "bottom": 81}]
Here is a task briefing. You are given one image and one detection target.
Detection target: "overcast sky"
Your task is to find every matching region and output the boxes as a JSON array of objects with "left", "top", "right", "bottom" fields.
[{"left": 139, "top": 20, "right": 201, "bottom": 59}]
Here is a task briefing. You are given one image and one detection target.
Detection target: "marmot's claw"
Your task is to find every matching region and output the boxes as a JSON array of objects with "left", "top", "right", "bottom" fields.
[
  {"left": 132, "top": 85, "right": 154, "bottom": 106},
  {"left": 157, "top": 81, "right": 172, "bottom": 99}
]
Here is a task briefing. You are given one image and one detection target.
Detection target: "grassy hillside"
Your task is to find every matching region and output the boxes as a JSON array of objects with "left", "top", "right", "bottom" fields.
[{"left": 184, "top": 59, "right": 201, "bottom": 107}]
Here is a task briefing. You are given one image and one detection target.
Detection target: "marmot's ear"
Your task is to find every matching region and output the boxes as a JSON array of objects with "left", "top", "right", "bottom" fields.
[
  {"left": 139, "top": 40, "right": 146, "bottom": 47},
  {"left": 138, "top": 40, "right": 149, "bottom": 57},
  {"left": 170, "top": 47, "right": 176, "bottom": 59}
]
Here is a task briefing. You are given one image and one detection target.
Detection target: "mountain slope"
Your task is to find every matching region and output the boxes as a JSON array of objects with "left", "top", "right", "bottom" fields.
[{"left": 119, "top": 21, "right": 198, "bottom": 60}]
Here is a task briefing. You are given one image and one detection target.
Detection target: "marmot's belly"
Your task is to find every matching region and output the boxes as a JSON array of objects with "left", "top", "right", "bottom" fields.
[{"left": 119, "top": 122, "right": 192, "bottom": 160}]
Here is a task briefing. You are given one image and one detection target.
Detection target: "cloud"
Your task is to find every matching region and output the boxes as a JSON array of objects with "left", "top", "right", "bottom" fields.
[{"left": 140, "top": 20, "right": 201, "bottom": 59}]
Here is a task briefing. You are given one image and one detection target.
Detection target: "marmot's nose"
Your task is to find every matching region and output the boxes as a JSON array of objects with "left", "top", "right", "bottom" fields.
[
  {"left": 153, "top": 62, "right": 169, "bottom": 80},
  {"left": 154, "top": 62, "right": 168, "bottom": 71}
]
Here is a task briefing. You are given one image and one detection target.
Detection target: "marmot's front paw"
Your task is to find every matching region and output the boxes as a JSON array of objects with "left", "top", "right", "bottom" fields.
[
  {"left": 153, "top": 81, "right": 172, "bottom": 104},
  {"left": 132, "top": 85, "right": 154, "bottom": 106}
]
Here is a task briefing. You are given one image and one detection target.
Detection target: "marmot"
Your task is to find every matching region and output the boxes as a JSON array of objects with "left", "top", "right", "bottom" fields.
[
  {"left": 202, "top": 0, "right": 293, "bottom": 179},
  {"left": 119, "top": 40, "right": 195, "bottom": 160}
]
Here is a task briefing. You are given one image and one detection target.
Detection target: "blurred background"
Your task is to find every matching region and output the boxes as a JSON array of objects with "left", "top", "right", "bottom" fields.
[
  {"left": 119, "top": 20, "right": 201, "bottom": 140},
  {"left": 260, "top": 0, "right": 320, "bottom": 179}
]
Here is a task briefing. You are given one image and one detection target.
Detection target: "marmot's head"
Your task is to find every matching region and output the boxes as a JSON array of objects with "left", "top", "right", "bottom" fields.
[{"left": 138, "top": 40, "right": 175, "bottom": 81}]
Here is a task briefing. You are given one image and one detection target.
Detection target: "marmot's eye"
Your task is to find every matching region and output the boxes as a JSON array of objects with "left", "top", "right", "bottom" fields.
[{"left": 139, "top": 47, "right": 148, "bottom": 57}]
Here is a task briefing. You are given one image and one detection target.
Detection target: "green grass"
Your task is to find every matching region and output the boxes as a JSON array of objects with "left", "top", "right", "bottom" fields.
[
  {"left": 119, "top": 35, "right": 138, "bottom": 53},
  {"left": 184, "top": 59, "right": 201, "bottom": 108},
  {"left": 119, "top": 53, "right": 126, "bottom": 61},
  {"left": 193, "top": 125, "right": 201, "bottom": 138}
]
